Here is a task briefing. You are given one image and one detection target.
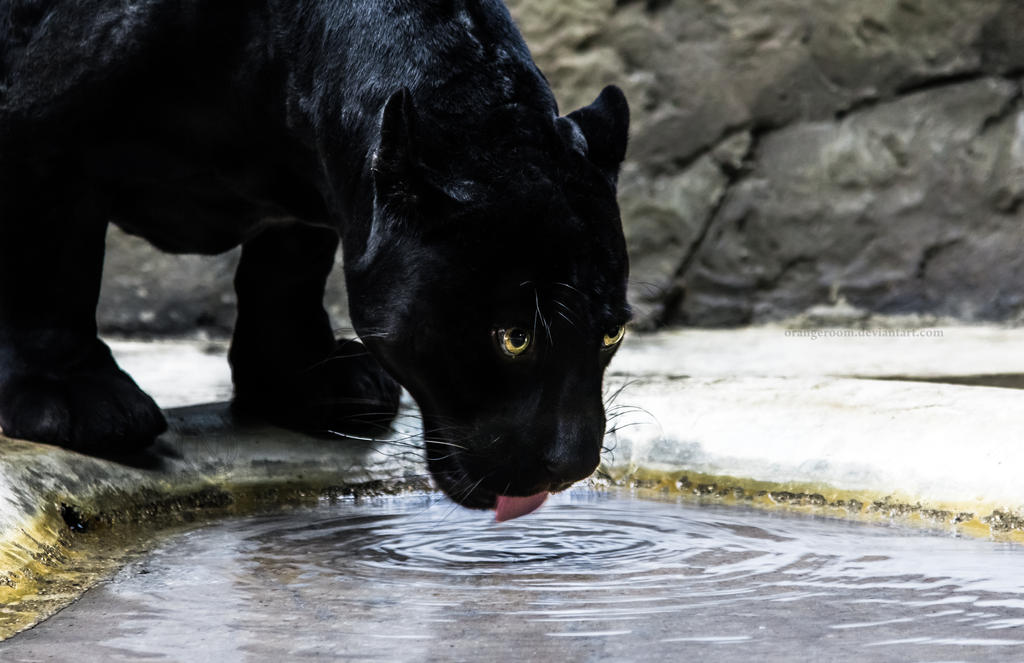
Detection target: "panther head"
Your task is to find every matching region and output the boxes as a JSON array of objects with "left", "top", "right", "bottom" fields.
[{"left": 345, "top": 86, "right": 630, "bottom": 512}]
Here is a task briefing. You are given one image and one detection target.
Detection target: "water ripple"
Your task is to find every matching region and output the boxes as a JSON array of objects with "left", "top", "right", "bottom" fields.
[{"left": 5, "top": 491, "right": 1024, "bottom": 662}]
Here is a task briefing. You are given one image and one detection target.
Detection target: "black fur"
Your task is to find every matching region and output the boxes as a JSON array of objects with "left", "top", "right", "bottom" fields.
[{"left": 0, "top": 0, "right": 630, "bottom": 507}]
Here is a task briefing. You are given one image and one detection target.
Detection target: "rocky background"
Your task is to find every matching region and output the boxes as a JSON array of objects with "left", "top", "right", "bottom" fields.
[{"left": 98, "top": 0, "right": 1024, "bottom": 335}]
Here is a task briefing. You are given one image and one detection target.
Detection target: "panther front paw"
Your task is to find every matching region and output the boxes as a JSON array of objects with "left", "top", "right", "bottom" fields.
[
  {"left": 0, "top": 369, "right": 167, "bottom": 454},
  {"left": 233, "top": 339, "right": 401, "bottom": 438}
]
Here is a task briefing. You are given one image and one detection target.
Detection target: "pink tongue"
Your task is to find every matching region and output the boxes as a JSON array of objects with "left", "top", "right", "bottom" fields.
[{"left": 494, "top": 492, "right": 549, "bottom": 522}]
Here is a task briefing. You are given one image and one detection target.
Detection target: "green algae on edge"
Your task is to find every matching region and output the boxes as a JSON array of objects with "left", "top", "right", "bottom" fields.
[{"left": 598, "top": 465, "right": 1024, "bottom": 543}]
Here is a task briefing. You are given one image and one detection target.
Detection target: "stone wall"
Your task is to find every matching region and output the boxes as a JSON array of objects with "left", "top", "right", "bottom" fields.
[
  {"left": 97, "top": 0, "right": 1024, "bottom": 335},
  {"left": 508, "top": 0, "right": 1024, "bottom": 327},
  {"left": 98, "top": 232, "right": 350, "bottom": 337}
]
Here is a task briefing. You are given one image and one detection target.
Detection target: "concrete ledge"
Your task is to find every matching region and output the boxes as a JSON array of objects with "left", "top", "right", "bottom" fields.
[
  {"left": 599, "top": 325, "right": 1024, "bottom": 535},
  {"left": 601, "top": 376, "right": 1024, "bottom": 532}
]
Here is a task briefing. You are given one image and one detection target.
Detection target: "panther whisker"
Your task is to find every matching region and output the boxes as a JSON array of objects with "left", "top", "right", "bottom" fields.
[
  {"left": 300, "top": 351, "right": 381, "bottom": 372},
  {"left": 552, "top": 299, "right": 581, "bottom": 330},
  {"left": 603, "top": 378, "right": 641, "bottom": 406},
  {"left": 606, "top": 419, "right": 655, "bottom": 432},
  {"left": 336, "top": 325, "right": 393, "bottom": 339},
  {"left": 324, "top": 429, "right": 395, "bottom": 443},
  {"left": 320, "top": 428, "right": 459, "bottom": 450},
  {"left": 552, "top": 281, "right": 585, "bottom": 298},
  {"left": 552, "top": 297, "right": 581, "bottom": 325},
  {"left": 457, "top": 472, "right": 492, "bottom": 500},
  {"left": 605, "top": 405, "right": 654, "bottom": 418},
  {"left": 423, "top": 438, "right": 469, "bottom": 450},
  {"left": 534, "top": 289, "right": 553, "bottom": 344},
  {"left": 434, "top": 471, "right": 493, "bottom": 519},
  {"left": 606, "top": 404, "right": 659, "bottom": 420},
  {"left": 372, "top": 449, "right": 426, "bottom": 462}
]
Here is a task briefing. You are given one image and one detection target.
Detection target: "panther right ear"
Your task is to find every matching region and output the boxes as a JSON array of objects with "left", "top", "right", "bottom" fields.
[
  {"left": 566, "top": 85, "right": 630, "bottom": 185},
  {"left": 373, "top": 88, "right": 420, "bottom": 209}
]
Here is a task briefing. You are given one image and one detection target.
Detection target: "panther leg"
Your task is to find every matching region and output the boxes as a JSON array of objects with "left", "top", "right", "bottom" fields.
[
  {"left": 229, "top": 223, "right": 401, "bottom": 437},
  {"left": 0, "top": 188, "right": 166, "bottom": 453}
]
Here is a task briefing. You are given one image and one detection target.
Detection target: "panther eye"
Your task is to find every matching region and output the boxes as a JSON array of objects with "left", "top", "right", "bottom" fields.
[
  {"left": 498, "top": 328, "right": 531, "bottom": 357},
  {"left": 602, "top": 325, "right": 625, "bottom": 348}
]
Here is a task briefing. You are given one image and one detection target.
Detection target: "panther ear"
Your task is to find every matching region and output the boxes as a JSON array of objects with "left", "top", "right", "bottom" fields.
[
  {"left": 373, "top": 88, "right": 420, "bottom": 208},
  {"left": 372, "top": 89, "right": 479, "bottom": 223},
  {"left": 566, "top": 85, "right": 630, "bottom": 184}
]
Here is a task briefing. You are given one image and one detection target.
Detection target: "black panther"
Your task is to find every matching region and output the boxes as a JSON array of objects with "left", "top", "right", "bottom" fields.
[{"left": 0, "top": 0, "right": 630, "bottom": 514}]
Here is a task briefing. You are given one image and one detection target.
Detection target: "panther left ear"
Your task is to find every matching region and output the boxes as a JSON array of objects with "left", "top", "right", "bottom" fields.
[
  {"left": 373, "top": 88, "right": 481, "bottom": 222},
  {"left": 373, "top": 88, "right": 421, "bottom": 209},
  {"left": 566, "top": 85, "right": 630, "bottom": 184}
]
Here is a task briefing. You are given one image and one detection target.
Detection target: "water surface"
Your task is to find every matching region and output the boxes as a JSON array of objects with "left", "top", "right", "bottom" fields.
[{"left": 4, "top": 491, "right": 1023, "bottom": 662}]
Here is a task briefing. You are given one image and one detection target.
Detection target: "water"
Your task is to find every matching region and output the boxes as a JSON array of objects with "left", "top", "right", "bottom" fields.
[{"left": 4, "top": 491, "right": 1024, "bottom": 662}]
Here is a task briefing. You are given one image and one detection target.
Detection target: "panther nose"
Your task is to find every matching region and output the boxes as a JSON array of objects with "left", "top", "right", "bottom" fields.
[
  {"left": 542, "top": 417, "right": 602, "bottom": 485},
  {"left": 543, "top": 444, "right": 600, "bottom": 485}
]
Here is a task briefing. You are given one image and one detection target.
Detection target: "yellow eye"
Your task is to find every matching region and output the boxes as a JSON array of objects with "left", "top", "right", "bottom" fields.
[
  {"left": 602, "top": 325, "right": 625, "bottom": 348},
  {"left": 500, "top": 328, "right": 531, "bottom": 356}
]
